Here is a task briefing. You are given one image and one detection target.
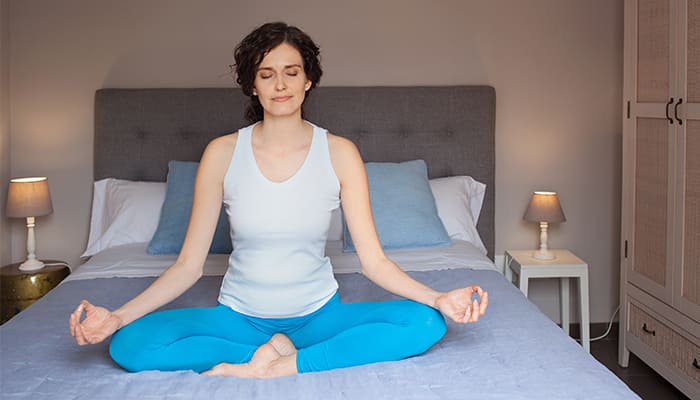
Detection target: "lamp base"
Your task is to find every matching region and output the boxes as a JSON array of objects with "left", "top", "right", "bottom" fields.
[
  {"left": 19, "top": 258, "right": 46, "bottom": 271},
  {"left": 532, "top": 250, "right": 556, "bottom": 261}
]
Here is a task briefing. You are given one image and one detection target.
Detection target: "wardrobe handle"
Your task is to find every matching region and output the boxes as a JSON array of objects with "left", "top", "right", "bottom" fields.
[
  {"left": 694, "top": 358, "right": 700, "bottom": 370},
  {"left": 675, "top": 98, "right": 683, "bottom": 125},
  {"left": 666, "top": 98, "right": 674, "bottom": 124},
  {"left": 642, "top": 323, "right": 656, "bottom": 336}
]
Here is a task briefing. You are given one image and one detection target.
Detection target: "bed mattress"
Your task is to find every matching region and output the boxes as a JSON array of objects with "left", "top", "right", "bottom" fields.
[{"left": 0, "top": 267, "right": 638, "bottom": 399}]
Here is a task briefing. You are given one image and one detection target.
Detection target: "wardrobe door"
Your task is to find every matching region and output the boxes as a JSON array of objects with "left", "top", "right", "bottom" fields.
[
  {"left": 680, "top": 120, "right": 700, "bottom": 321},
  {"left": 624, "top": 0, "right": 676, "bottom": 303},
  {"left": 636, "top": 0, "right": 673, "bottom": 104},
  {"left": 630, "top": 117, "right": 674, "bottom": 303},
  {"left": 676, "top": 0, "right": 700, "bottom": 322}
]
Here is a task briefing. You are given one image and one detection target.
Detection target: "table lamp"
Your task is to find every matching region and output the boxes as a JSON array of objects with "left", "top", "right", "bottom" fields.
[
  {"left": 5, "top": 177, "right": 54, "bottom": 271},
  {"left": 523, "top": 191, "right": 566, "bottom": 260}
]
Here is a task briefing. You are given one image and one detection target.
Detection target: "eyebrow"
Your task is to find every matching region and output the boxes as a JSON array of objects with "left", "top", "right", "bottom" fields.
[{"left": 257, "top": 64, "right": 303, "bottom": 71}]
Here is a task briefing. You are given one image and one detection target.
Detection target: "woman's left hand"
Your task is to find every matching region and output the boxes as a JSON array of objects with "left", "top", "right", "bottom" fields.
[{"left": 435, "top": 285, "right": 488, "bottom": 324}]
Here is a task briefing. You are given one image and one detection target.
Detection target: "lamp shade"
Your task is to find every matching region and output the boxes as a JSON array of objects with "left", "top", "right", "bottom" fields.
[
  {"left": 5, "top": 177, "right": 53, "bottom": 218},
  {"left": 523, "top": 191, "right": 566, "bottom": 223}
]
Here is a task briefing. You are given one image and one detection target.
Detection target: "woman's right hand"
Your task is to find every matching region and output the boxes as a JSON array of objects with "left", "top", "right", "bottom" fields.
[{"left": 69, "top": 300, "right": 123, "bottom": 345}]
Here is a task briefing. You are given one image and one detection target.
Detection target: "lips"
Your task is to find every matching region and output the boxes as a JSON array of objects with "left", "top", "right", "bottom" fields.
[{"left": 272, "top": 96, "right": 292, "bottom": 102}]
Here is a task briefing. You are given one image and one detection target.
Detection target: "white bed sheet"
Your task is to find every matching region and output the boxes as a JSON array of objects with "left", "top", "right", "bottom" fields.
[
  {"left": 69, "top": 240, "right": 497, "bottom": 281},
  {"left": 326, "top": 239, "right": 496, "bottom": 273}
]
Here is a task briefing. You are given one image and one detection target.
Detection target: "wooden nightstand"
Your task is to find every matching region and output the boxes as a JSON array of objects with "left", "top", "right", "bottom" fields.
[
  {"left": 0, "top": 260, "right": 70, "bottom": 324},
  {"left": 504, "top": 249, "right": 590, "bottom": 352}
]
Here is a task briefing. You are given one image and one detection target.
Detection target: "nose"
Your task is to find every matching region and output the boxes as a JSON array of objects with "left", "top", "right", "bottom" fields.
[{"left": 275, "top": 74, "right": 286, "bottom": 91}]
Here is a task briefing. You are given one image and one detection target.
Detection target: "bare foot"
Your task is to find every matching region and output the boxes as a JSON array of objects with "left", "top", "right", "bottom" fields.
[
  {"left": 202, "top": 343, "right": 296, "bottom": 378},
  {"left": 268, "top": 333, "right": 297, "bottom": 356}
]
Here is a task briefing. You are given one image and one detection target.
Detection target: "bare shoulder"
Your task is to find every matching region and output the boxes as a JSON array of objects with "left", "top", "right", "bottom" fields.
[
  {"left": 200, "top": 132, "right": 239, "bottom": 177},
  {"left": 206, "top": 132, "right": 238, "bottom": 155},
  {"left": 327, "top": 132, "right": 360, "bottom": 161},
  {"left": 327, "top": 132, "right": 364, "bottom": 178}
]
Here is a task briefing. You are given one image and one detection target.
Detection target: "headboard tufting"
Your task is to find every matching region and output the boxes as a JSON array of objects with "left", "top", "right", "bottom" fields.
[{"left": 94, "top": 86, "right": 495, "bottom": 257}]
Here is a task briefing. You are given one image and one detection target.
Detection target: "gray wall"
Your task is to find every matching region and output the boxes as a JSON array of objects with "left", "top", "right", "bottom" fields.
[
  {"left": 5, "top": 0, "right": 624, "bottom": 324},
  {"left": 0, "top": 0, "right": 9, "bottom": 266}
]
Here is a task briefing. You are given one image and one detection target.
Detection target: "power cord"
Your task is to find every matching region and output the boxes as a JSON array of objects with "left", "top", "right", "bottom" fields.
[
  {"left": 502, "top": 254, "right": 620, "bottom": 343},
  {"left": 574, "top": 304, "right": 620, "bottom": 343},
  {"left": 42, "top": 261, "right": 72, "bottom": 271},
  {"left": 503, "top": 254, "right": 513, "bottom": 280}
]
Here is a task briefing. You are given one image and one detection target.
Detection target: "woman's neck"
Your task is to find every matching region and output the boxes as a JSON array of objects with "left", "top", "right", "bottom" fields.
[{"left": 255, "top": 114, "right": 311, "bottom": 149}]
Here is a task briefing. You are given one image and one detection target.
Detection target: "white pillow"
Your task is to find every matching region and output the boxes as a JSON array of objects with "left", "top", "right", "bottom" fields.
[
  {"left": 83, "top": 176, "right": 486, "bottom": 255},
  {"left": 432, "top": 176, "right": 486, "bottom": 223},
  {"left": 327, "top": 176, "right": 487, "bottom": 253},
  {"left": 82, "top": 179, "right": 166, "bottom": 257},
  {"left": 429, "top": 176, "right": 487, "bottom": 254}
]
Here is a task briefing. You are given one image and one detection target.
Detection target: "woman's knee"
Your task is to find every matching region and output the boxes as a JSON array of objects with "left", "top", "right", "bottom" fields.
[
  {"left": 405, "top": 302, "right": 447, "bottom": 348},
  {"left": 109, "top": 324, "right": 154, "bottom": 372}
]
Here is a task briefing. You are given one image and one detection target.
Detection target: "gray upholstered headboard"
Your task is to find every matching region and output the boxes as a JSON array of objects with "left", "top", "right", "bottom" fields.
[{"left": 94, "top": 86, "right": 496, "bottom": 257}]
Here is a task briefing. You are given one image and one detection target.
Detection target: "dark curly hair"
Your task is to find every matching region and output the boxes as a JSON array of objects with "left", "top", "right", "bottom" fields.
[{"left": 233, "top": 22, "right": 323, "bottom": 122}]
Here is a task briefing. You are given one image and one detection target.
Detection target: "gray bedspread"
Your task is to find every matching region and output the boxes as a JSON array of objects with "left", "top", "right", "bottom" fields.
[{"left": 0, "top": 269, "right": 638, "bottom": 399}]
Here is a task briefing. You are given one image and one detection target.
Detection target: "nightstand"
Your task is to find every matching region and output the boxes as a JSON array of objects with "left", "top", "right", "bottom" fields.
[
  {"left": 504, "top": 249, "right": 590, "bottom": 352},
  {"left": 0, "top": 260, "right": 70, "bottom": 324}
]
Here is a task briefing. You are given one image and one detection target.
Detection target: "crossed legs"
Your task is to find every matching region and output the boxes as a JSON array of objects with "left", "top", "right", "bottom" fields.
[{"left": 109, "top": 295, "right": 446, "bottom": 378}]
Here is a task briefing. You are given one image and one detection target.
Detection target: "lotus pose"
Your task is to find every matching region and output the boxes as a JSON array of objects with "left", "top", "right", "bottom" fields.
[{"left": 69, "top": 22, "right": 488, "bottom": 378}]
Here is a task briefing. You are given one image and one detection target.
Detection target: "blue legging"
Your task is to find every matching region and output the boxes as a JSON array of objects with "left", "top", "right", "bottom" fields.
[{"left": 109, "top": 292, "right": 446, "bottom": 373}]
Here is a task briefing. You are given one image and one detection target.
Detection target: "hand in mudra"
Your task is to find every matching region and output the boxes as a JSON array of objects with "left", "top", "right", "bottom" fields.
[
  {"left": 69, "top": 300, "right": 122, "bottom": 345},
  {"left": 435, "top": 285, "right": 488, "bottom": 324}
]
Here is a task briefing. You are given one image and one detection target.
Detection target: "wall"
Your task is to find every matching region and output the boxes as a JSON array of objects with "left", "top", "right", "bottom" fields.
[
  {"left": 7, "top": 0, "right": 624, "bottom": 323},
  {"left": 0, "top": 0, "right": 9, "bottom": 265}
]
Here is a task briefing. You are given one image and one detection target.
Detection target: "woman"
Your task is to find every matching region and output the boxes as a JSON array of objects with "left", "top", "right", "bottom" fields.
[{"left": 69, "top": 22, "right": 488, "bottom": 379}]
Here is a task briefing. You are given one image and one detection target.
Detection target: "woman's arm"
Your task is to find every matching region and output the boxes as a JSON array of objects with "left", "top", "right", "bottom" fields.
[
  {"left": 70, "top": 135, "right": 236, "bottom": 344},
  {"left": 329, "top": 135, "right": 487, "bottom": 324}
]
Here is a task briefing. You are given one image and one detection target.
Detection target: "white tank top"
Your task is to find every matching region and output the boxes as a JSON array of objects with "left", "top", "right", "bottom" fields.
[{"left": 218, "top": 122, "right": 340, "bottom": 318}]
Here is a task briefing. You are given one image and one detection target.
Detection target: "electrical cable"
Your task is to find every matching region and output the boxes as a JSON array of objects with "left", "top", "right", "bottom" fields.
[
  {"left": 574, "top": 304, "right": 620, "bottom": 343},
  {"left": 42, "top": 261, "right": 72, "bottom": 271},
  {"left": 43, "top": 262, "right": 70, "bottom": 267},
  {"left": 502, "top": 253, "right": 620, "bottom": 343}
]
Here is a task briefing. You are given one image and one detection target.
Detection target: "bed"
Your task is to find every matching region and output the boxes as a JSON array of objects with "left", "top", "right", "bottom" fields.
[{"left": 0, "top": 87, "right": 638, "bottom": 399}]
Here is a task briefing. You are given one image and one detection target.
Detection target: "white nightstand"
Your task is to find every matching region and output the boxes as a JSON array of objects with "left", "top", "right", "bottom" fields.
[{"left": 504, "top": 249, "right": 590, "bottom": 352}]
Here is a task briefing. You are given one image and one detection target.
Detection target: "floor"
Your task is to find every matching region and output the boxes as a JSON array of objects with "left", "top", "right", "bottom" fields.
[{"left": 589, "top": 334, "right": 690, "bottom": 399}]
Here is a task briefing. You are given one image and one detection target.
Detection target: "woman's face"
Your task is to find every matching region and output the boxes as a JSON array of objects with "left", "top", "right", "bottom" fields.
[{"left": 253, "top": 42, "right": 311, "bottom": 119}]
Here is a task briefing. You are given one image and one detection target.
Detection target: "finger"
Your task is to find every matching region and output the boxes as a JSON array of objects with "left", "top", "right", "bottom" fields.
[
  {"left": 462, "top": 303, "right": 472, "bottom": 323},
  {"left": 469, "top": 299, "right": 480, "bottom": 323},
  {"left": 479, "top": 291, "right": 489, "bottom": 315},
  {"left": 69, "top": 312, "right": 75, "bottom": 336},
  {"left": 69, "top": 303, "right": 85, "bottom": 337},
  {"left": 82, "top": 301, "right": 96, "bottom": 315},
  {"left": 74, "top": 324, "right": 88, "bottom": 345},
  {"left": 457, "top": 287, "right": 473, "bottom": 307},
  {"left": 69, "top": 312, "right": 78, "bottom": 337},
  {"left": 473, "top": 285, "right": 484, "bottom": 298},
  {"left": 71, "top": 302, "right": 85, "bottom": 319},
  {"left": 79, "top": 324, "right": 98, "bottom": 345},
  {"left": 77, "top": 324, "right": 90, "bottom": 345}
]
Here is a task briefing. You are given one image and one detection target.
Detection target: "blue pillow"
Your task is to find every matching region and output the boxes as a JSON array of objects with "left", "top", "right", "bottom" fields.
[
  {"left": 343, "top": 159, "right": 450, "bottom": 252},
  {"left": 147, "top": 161, "right": 233, "bottom": 255}
]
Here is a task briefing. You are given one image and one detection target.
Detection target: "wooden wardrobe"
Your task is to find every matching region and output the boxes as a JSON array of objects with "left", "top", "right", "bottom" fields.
[{"left": 619, "top": 0, "right": 700, "bottom": 397}]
